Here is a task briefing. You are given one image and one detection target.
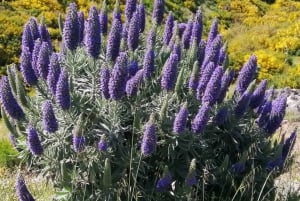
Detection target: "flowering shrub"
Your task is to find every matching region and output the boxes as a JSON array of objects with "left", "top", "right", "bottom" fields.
[{"left": 0, "top": 1, "right": 297, "bottom": 200}]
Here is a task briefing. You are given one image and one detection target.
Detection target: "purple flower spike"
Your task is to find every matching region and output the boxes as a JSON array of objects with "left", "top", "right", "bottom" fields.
[
  {"left": 126, "top": 69, "right": 144, "bottom": 96},
  {"left": 196, "top": 62, "right": 215, "bottom": 100},
  {"left": 78, "top": 11, "right": 85, "bottom": 43},
  {"left": 161, "top": 53, "right": 179, "bottom": 91},
  {"left": 27, "top": 126, "right": 43, "bottom": 156},
  {"left": 173, "top": 103, "right": 189, "bottom": 134},
  {"left": 108, "top": 53, "right": 128, "bottom": 100},
  {"left": 202, "top": 34, "right": 222, "bottom": 67},
  {"left": 98, "top": 135, "right": 108, "bottom": 152},
  {"left": 172, "top": 42, "right": 182, "bottom": 61},
  {"left": 141, "top": 116, "right": 157, "bottom": 156},
  {"left": 128, "top": 11, "right": 140, "bottom": 51},
  {"left": 143, "top": 49, "right": 155, "bottom": 79},
  {"left": 217, "top": 69, "right": 235, "bottom": 103},
  {"left": 197, "top": 40, "right": 206, "bottom": 67},
  {"left": 192, "top": 103, "right": 211, "bottom": 134},
  {"left": 266, "top": 157, "right": 284, "bottom": 171},
  {"left": 63, "top": 3, "right": 79, "bottom": 51},
  {"left": 257, "top": 100, "right": 272, "bottom": 128},
  {"left": 42, "top": 100, "right": 58, "bottom": 133},
  {"left": 47, "top": 53, "right": 61, "bottom": 96},
  {"left": 20, "top": 47, "right": 38, "bottom": 86},
  {"left": 163, "top": 12, "right": 174, "bottom": 46},
  {"left": 99, "top": 12, "right": 108, "bottom": 34},
  {"left": 0, "top": 77, "right": 25, "bottom": 120},
  {"left": 206, "top": 18, "right": 219, "bottom": 50},
  {"left": 202, "top": 66, "right": 224, "bottom": 106},
  {"left": 125, "top": 0, "right": 137, "bottom": 22},
  {"left": 249, "top": 80, "right": 267, "bottom": 109},
  {"left": 282, "top": 130, "right": 297, "bottom": 159},
  {"left": 85, "top": 6, "right": 101, "bottom": 58},
  {"left": 56, "top": 70, "right": 71, "bottom": 110},
  {"left": 106, "top": 16, "right": 122, "bottom": 61},
  {"left": 190, "top": 10, "right": 203, "bottom": 45},
  {"left": 188, "top": 61, "right": 200, "bottom": 91},
  {"left": 29, "top": 17, "right": 40, "bottom": 40},
  {"left": 264, "top": 96, "right": 287, "bottom": 135},
  {"left": 218, "top": 44, "right": 227, "bottom": 66},
  {"left": 73, "top": 135, "right": 85, "bottom": 152},
  {"left": 234, "top": 90, "right": 252, "bottom": 118},
  {"left": 37, "top": 42, "right": 50, "bottom": 80},
  {"left": 235, "top": 55, "right": 257, "bottom": 95},
  {"left": 156, "top": 172, "right": 172, "bottom": 191},
  {"left": 39, "top": 24, "right": 52, "bottom": 52},
  {"left": 16, "top": 174, "right": 35, "bottom": 201},
  {"left": 31, "top": 39, "right": 42, "bottom": 77},
  {"left": 22, "top": 23, "right": 34, "bottom": 53},
  {"left": 178, "top": 23, "right": 186, "bottom": 37},
  {"left": 99, "top": 67, "right": 111, "bottom": 100},
  {"left": 231, "top": 162, "right": 245, "bottom": 174},
  {"left": 146, "top": 29, "right": 157, "bottom": 50},
  {"left": 137, "top": 4, "right": 145, "bottom": 33},
  {"left": 182, "top": 20, "right": 193, "bottom": 49},
  {"left": 152, "top": 0, "right": 165, "bottom": 25},
  {"left": 128, "top": 61, "right": 139, "bottom": 77},
  {"left": 214, "top": 106, "right": 228, "bottom": 126}
]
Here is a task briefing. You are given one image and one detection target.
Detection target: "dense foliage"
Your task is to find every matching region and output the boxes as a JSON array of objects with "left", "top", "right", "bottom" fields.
[{"left": 0, "top": 1, "right": 298, "bottom": 201}]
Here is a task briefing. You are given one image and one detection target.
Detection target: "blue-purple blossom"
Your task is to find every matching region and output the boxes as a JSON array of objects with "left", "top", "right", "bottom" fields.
[
  {"left": 141, "top": 116, "right": 157, "bottom": 156},
  {"left": 29, "top": 17, "right": 40, "bottom": 40},
  {"left": 146, "top": 29, "right": 156, "bottom": 50},
  {"left": 27, "top": 126, "right": 43, "bottom": 156},
  {"left": 206, "top": 18, "right": 219, "bottom": 50},
  {"left": 178, "top": 23, "right": 186, "bottom": 37},
  {"left": 22, "top": 23, "right": 34, "bottom": 53},
  {"left": 231, "top": 162, "right": 246, "bottom": 174},
  {"left": 108, "top": 53, "right": 128, "bottom": 100},
  {"left": 202, "top": 35, "right": 222, "bottom": 67},
  {"left": 197, "top": 40, "right": 206, "bottom": 67},
  {"left": 39, "top": 24, "right": 52, "bottom": 52},
  {"left": 249, "top": 80, "right": 267, "bottom": 109},
  {"left": 264, "top": 96, "right": 287, "bottom": 136},
  {"left": 98, "top": 135, "right": 108, "bottom": 152},
  {"left": 78, "top": 11, "right": 85, "bottom": 43},
  {"left": 202, "top": 66, "right": 224, "bottom": 105},
  {"left": 190, "top": 10, "right": 202, "bottom": 45},
  {"left": 256, "top": 100, "right": 272, "bottom": 128},
  {"left": 234, "top": 90, "right": 252, "bottom": 118},
  {"left": 37, "top": 42, "right": 50, "bottom": 80},
  {"left": 125, "top": 0, "right": 137, "bottom": 22},
  {"left": 152, "top": 0, "right": 165, "bottom": 25},
  {"left": 106, "top": 16, "right": 122, "bottom": 61},
  {"left": 128, "top": 61, "right": 139, "bottom": 77},
  {"left": 156, "top": 173, "right": 172, "bottom": 191},
  {"left": 235, "top": 55, "right": 257, "bottom": 95},
  {"left": 188, "top": 61, "right": 200, "bottom": 91},
  {"left": 217, "top": 69, "right": 235, "bottom": 103},
  {"left": 113, "top": 0, "right": 122, "bottom": 21},
  {"left": 99, "top": 12, "right": 108, "bottom": 35},
  {"left": 31, "top": 39, "right": 42, "bottom": 77},
  {"left": 47, "top": 53, "right": 61, "bottom": 96},
  {"left": 0, "top": 77, "right": 24, "bottom": 120},
  {"left": 214, "top": 106, "right": 228, "bottom": 126},
  {"left": 128, "top": 11, "right": 140, "bottom": 51},
  {"left": 196, "top": 62, "right": 215, "bottom": 100},
  {"left": 56, "top": 70, "right": 71, "bottom": 110},
  {"left": 161, "top": 53, "right": 179, "bottom": 91},
  {"left": 126, "top": 69, "right": 144, "bottom": 96},
  {"left": 73, "top": 135, "right": 85, "bottom": 152},
  {"left": 137, "top": 4, "right": 145, "bottom": 33},
  {"left": 266, "top": 157, "right": 284, "bottom": 171},
  {"left": 63, "top": 3, "right": 79, "bottom": 51},
  {"left": 143, "top": 49, "right": 155, "bottom": 79},
  {"left": 163, "top": 12, "right": 174, "bottom": 46},
  {"left": 85, "top": 6, "right": 101, "bottom": 58},
  {"left": 16, "top": 174, "right": 35, "bottom": 201},
  {"left": 182, "top": 20, "right": 193, "bottom": 49},
  {"left": 99, "top": 67, "right": 111, "bottom": 99},
  {"left": 42, "top": 100, "right": 58, "bottom": 133},
  {"left": 172, "top": 42, "right": 182, "bottom": 61},
  {"left": 218, "top": 43, "right": 227, "bottom": 66},
  {"left": 192, "top": 103, "right": 211, "bottom": 134},
  {"left": 282, "top": 130, "right": 297, "bottom": 159},
  {"left": 20, "top": 47, "right": 38, "bottom": 86},
  {"left": 173, "top": 103, "right": 189, "bottom": 134}
]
